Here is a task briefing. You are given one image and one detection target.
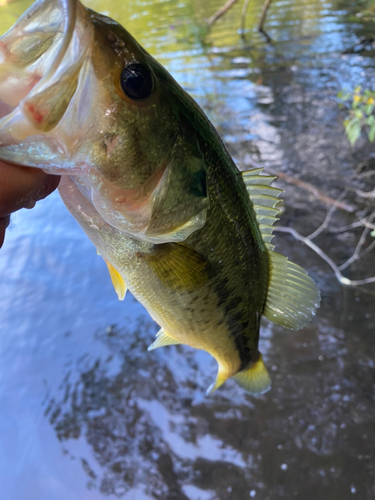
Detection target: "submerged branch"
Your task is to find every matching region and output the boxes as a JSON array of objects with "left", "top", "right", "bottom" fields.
[
  {"left": 274, "top": 226, "right": 375, "bottom": 286},
  {"left": 274, "top": 171, "right": 356, "bottom": 213},
  {"left": 355, "top": 188, "right": 375, "bottom": 199},
  {"left": 338, "top": 211, "right": 375, "bottom": 271},
  {"left": 240, "top": 0, "right": 251, "bottom": 33},
  {"left": 258, "top": 0, "right": 273, "bottom": 41},
  {"left": 246, "top": 158, "right": 356, "bottom": 212},
  {"left": 331, "top": 216, "right": 375, "bottom": 233},
  {"left": 207, "top": 0, "right": 238, "bottom": 28},
  {"left": 307, "top": 189, "right": 349, "bottom": 240}
]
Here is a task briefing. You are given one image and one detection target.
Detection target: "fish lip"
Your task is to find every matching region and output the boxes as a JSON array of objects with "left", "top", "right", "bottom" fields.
[{"left": 0, "top": 0, "right": 86, "bottom": 142}]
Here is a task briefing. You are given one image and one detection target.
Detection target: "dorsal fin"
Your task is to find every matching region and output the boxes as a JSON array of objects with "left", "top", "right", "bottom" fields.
[
  {"left": 242, "top": 168, "right": 320, "bottom": 328},
  {"left": 264, "top": 252, "right": 320, "bottom": 329},
  {"left": 241, "top": 168, "right": 283, "bottom": 251}
]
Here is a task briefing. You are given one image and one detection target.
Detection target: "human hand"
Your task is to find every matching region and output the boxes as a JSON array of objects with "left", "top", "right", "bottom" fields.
[{"left": 0, "top": 160, "right": 60, "bottom": 248}]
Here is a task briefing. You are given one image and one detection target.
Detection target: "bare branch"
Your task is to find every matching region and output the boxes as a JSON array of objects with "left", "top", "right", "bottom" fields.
[
  {"left": 338, "top": 211, "right": 375, "bottom": 271},
  {"left": 362, "top": 237, "right": 375, "bottom": 257},
  {"left": 207, "top": 0, "right": 238, "bottom": 28},
  {"left": 240, "top": 0, "right": 251, "bottom": 33},
  {"left": 356, "top": 170, "right": 375, "bottom": 179},
  {"left": 273, "top": 171, "right": 356, "bottom": 212},
  {"left": 274, "top": 226, "right": 375, "bottom": 286},
  {"left": 258, "top": 0, "right": 273, "bottom": 41},
  {"left": 245, "top": 158, "right": 356, "bottom": 212},
  {"left": 355, "top": 188, "right": 375, "bottom": 199},
  {"left": 307, "top": 189, "right": 349, "bottom": 240},
  {"left": 331, "top": 215, "right": 375, "bottom": 233}
]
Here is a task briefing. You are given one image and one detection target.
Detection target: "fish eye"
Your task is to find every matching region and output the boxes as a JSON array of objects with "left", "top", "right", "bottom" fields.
[{"left": 120, "top": 63, "right": 153, "bottom": 100}]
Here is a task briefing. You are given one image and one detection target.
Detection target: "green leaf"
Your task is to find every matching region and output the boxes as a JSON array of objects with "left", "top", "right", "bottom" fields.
[
  {"left": 366, "top": 115, "right": 375, "bottom": 126},
  {"left": 347, "top": 122, "right": 361, "bottom": 146},
  {"left": 354, "top": 109, "right": 364, "bottom": 119},
  {"left": 364, "top": 104, "right": 374, "bottom": 115},
  {"left": 368, "top": 125, "right": 375, "bottom": 142}
]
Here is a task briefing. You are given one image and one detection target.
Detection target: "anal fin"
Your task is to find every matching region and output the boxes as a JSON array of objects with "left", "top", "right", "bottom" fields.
[
  {"left": 205, "top": 369, "right": 230, "bottom": 396},
  {"left": 147, "top": 329, "right": 181, "bottom": 351},
  {"left": 103, "top": 258, "right": 127, "bottom": 301},
  {"left": 233, "top": 354, "right": 271, "bottom": 395}
]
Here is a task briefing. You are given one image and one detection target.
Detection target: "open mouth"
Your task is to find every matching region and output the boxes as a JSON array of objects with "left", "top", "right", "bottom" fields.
[{"left": 0, "top": 0, "right": 86, "bottom": 144}]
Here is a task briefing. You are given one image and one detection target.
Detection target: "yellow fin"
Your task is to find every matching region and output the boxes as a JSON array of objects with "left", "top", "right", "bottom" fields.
[
  {"left": 147, "top": 328, "right": 181, "bottom": 351},
  {"left": 144, "top": 243, "right": 208, "bottom": 291},
  {"left": 205, "top": 370, "right": 230, "bottom": 396},
  {"left": 233, "top": 354, "right": 271, "bottom": 395},
  {"left": 103, "top": 258, "right": 127, "bottom": 301},
  {"left": 264, "top": 252, "right": 320, "bottom": 329}
]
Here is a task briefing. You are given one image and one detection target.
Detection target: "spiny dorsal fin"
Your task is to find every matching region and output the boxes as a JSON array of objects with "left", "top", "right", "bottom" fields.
[
  {"left": 241, "top": 168, "right": 283, "bottom": 250},
  {"left": 264, "top": 252, "right": 320, "bottom": 329},
  {"left": 103, "top": 258, "right": 127, "bottom": 301},
  {"left": 147, "top": 328, "right": 181, "bottom": 351}
]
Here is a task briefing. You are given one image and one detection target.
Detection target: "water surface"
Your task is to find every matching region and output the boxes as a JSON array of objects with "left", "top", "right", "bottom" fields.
[{"left": 0, "top": 0, "right": 374, "bottom": 499}]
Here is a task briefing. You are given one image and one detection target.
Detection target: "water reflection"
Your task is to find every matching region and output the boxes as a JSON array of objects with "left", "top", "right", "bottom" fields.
[{"left": 1, "top": 0, "right": 375, "bottom": 498}]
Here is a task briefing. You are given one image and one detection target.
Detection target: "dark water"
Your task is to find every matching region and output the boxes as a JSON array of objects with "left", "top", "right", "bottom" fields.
[{"left": 1, "top": 0, "right": 375, "bottom": 499}]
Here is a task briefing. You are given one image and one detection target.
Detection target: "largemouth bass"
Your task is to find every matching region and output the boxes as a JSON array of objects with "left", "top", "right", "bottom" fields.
[{"left": 0, "top": 0, "right": 320, "bottom": 395}]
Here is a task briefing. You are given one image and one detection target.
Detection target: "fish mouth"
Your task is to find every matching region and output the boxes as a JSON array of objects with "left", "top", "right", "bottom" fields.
[
  {"left": 0, "top": 0, "right": 95, "bottom": 164},
  {"left": 0, "top": 0, "right": 209, "bottom": 244}
]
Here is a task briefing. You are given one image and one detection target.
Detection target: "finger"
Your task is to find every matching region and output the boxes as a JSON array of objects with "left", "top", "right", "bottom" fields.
[
  {"left": 0, "top": 215, "right": 11, "bottom": 249},
  {"left": 0, "top": 161, "right": 60, "bottom": 217}
]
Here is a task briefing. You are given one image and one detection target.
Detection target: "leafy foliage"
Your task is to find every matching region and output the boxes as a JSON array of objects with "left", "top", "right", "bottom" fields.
[{"left": 338, "top": 87, "right": 375, "bottom": 146}]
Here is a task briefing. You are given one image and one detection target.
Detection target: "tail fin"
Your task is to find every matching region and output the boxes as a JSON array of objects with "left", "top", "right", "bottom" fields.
[{"left": 233, "top": 354, "right": 271, "bottom": 395}]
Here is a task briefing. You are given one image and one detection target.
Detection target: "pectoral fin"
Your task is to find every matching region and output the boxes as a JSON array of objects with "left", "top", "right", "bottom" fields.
[
  {"left": 148, "top": 329, "right": 181, "bottom": 351},
  {"left": 144, "top": 243, "right": 208, "bottom": 291},
  {"left": 103, "top": 258, "right": 127, "bottom": 301}
]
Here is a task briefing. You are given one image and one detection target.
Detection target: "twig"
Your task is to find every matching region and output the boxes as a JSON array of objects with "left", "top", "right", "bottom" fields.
[
  {"left": 245, "top": 158, "right": 356, "bottom": 212},
  {"left": 338, "top": 210, "right": 375, "bottom": 271},
  {"left": 258, "top": 0, "right": 273, "bottom": 41},
  {"left": 274, "top": 171, "right": 356, "bottom": 213},
  {"left": 240, "top": 0, "right": 251, "bottom": 33},
  {"left": 331, "top": 214, "right": 375, "bottom": 233},
  {"left": 362, "top": 237, "right": 375, "bottom": 257},
  {"left": 274, "top": 226, "right": 375, "bottom": 286},
  {"left": 355, "top": 188, "right": 375, "bottom": 199},
  {"left": 356, "top": 170, "right": 375, "bottom": 179},
  {"left": 307, "top": 189, "right": 349, "bottom": 240},
  {"left": 207, "top": 0, "right": 238, "bottom": 27}
]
